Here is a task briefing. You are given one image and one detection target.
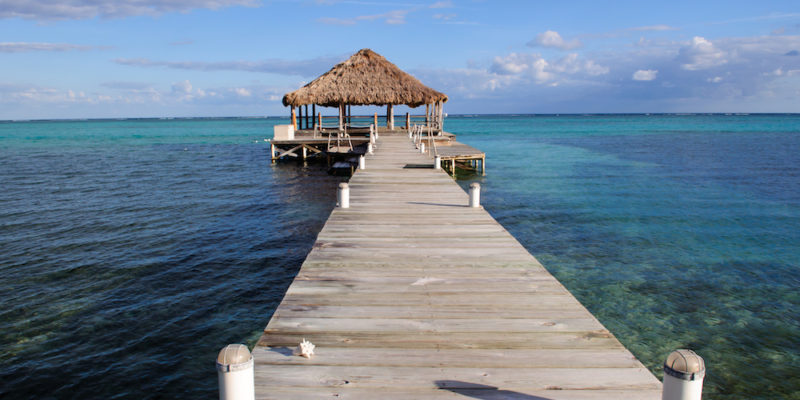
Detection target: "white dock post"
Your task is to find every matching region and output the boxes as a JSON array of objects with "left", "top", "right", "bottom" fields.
[
  {"left": 359, "top": 155, "right": 366, "bottom": 170},
  {"left": 420, "top": 142, "right": 425, "bottom": 154},
  {"left": 469, "top": 182, "right": 480, "bottom": 208},
  {"left": 662, "top": 349, "right": 705, "bottom": 400},
  {"left": 434, "top": 155, "right": 441, "bottom": 170},
  {"left": 216, "top": 344, "right": 254, "bottom": 400},
  {"left": 338, "top": 182, "right": 350, "bottom": 208},
  {"left": 368, "top": 142, "right": 374, "bottom": 154}
]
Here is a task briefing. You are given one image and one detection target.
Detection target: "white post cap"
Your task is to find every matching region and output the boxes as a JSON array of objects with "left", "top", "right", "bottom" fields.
[
  {"left": 664, "top": 349, "right": 705, "bottom": 381},
  {"left": 216, "top": 344, "right": 253, "bottom": 372}
]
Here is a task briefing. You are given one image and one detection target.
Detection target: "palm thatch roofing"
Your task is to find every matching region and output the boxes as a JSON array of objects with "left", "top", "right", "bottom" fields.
[{"left": 282, "top": 49, "right": 447, "bottom": 108}]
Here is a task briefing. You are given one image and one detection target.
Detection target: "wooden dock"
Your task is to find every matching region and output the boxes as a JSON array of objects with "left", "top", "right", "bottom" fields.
[{"left": 253, "top": 135, "right": 661, "bottom": 399}]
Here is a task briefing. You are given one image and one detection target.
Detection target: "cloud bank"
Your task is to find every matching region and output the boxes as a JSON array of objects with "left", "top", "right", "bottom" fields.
[
  {"left": 633, "top": 69, "right": 658, "bottom": 81},
  {"left": 0, "top": 42, "right": 104, "bottom": 52},
  {"left": 114, "top": 54, "right": 347, "bottom": 77},
  {"left": 0, "top": 0, "right": 259, "bottom": 20},
  {"left": 415, "top": 33, "right": 800, "bottom": 112}
]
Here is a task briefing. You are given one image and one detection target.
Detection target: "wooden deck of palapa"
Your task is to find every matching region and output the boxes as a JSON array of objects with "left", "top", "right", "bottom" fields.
[{"left": 253, "top": 135, "right": 661, "bottom": 399}]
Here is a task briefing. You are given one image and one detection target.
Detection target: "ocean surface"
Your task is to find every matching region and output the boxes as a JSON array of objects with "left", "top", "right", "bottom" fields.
[{"left": 1, "top": 115, "right": 798, "bottom": 399}]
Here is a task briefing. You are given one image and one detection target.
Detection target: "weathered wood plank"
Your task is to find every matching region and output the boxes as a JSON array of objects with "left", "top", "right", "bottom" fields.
[
  {"left": 255, "top": 388, "right": 661, "bottom": 400},
  {"left": 253, "top": 365, "right": 658, "bottom": 391},
  {"left": 253, "top": 347, "right": 643, "bottom": 368}
]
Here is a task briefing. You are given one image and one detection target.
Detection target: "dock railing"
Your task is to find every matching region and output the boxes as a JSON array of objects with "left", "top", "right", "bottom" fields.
[{"left": 310, "top": 113, "right": 442, "bottom": 134}]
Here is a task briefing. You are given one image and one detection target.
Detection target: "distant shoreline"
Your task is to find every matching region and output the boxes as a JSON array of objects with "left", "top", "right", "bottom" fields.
[{"left": 2, "top": 112, "right": 799, "bottom": 123}]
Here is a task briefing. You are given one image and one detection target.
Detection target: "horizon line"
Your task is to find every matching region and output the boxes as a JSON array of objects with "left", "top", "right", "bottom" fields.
[{"left": 3, "top": 112, "right": 799, "bottom": 123}]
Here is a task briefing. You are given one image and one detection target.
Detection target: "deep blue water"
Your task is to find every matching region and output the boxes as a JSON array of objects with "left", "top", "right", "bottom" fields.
[{"left": 1, "top": 115, "right": 798, "bottom": 399}]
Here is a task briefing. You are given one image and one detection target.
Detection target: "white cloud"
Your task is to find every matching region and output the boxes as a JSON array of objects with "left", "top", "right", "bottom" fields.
[
  {"left": 490, "top": 52, "right": 608, "bottom": 85},
  {"left": 0, "top": 0, "right": 260, "bottom": 20},
  {"left": 318, "top": 9, "right": 409, "bottom": 25},
  {"left": 433, "top": 13, "right": 456, "bottom": 20},
  {"left": 429, "top": 1, "right": 453, "bottom": 8},
  {"left": 633, "top": 69, "right": 658, "bottom": 81},
  {"left": 678, "top": 36, "right": 728, "bottom": 70},
  {"left": 707, "top": 76, "right": 723, "bottom": 83},
  {"left": 551, "top": 53, "right": 610, "bottom": 76},
  {"left": 0, "top": 81, "right": 287, "bottom": 118},
  {"left": 527, "top": 30, "right": 582, "bottom": 50},
  {"left": 490, "top": 53, "right": 553, "bottom": 83},
  {"left": 0, "top": 42, "right": 103, "bottom": 52},
  {"left": 171, "top": 80, "right": 192, "bottom": 95}
]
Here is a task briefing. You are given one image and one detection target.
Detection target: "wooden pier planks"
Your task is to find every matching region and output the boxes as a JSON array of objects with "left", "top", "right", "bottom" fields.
[{"left": 253, "top": 136, "right": 661, "bottom": 399}]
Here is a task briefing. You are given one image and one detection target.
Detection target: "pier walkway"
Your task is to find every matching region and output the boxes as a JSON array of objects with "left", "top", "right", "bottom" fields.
[{"left": 252, "top": 136, "right": 661, "bottom": 399}]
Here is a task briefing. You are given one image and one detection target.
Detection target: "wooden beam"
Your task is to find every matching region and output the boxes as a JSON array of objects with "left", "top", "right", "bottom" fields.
[
  {"left": 275, "top": 144, "right": 304, "bottom": 159},
  {"left": 291, "top": 107, "right": 297, "bottom": 130},
  {"left": 298, "top": 105, "right": 303, "bottom": 130},
  {"left": 338, "top": 104, "right": 343, "bottom": 131}
]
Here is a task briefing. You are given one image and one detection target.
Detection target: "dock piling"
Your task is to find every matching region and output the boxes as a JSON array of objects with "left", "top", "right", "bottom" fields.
[
  {"left": 663, "top": 349, "right": 705, "bottom": 400},
  {"left": 216, "top": 344, "right": 254, "bottom": 400},
  {"left": 359, "top": 155, "right": 366, "bottom": 170},
  {"left": 337, "top": 182, "right": 350, "bottom": 208},
  {"left": 434, "top": 155, "right": 441, "bottom": 170},
  {"left": 469, "top": 182, "right": 481, "bottom": 208},
  {"left": 420, "top": 142, "right": 425, "bottom": 154}
]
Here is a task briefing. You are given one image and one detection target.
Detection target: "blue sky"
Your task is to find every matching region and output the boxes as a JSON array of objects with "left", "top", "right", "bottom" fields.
[{"left": 1, "top": 0, "right": 799, "bottom": 119}]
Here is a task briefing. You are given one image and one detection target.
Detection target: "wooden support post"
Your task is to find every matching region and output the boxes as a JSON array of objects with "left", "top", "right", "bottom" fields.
[
  {"left": 291, "top": 107, "right": 297, "bottom": 130},
  {"left": 425, "top": 104, "right": 430, "bottom": 125},
  {"left": 438, "top": 101, "right": 444, "bottom": 133},
  {"left": 312, "top": 105, "right": 316, "bottom": 130},
  {"left": 387, "top": 104, "right": 394, "bottom": 129},
  {"left": 298, "top": 105, "right": 303, "bottom": 130},
  {"left": 270, "top": 143, "right": 276, "bottom": 163},
  {"left": 405, "top": 113, "right": 410, "bottom": 130},
  {"left": 374, "top": 113, "right": 378, "bottom": 129},
  {"left": 482, "top": 156, "right": 486, "bottom": 176},
  {"left": 302, "top": 146, "right": 307, "bottom": 160},
  {"left": 318, "top": 112, "right": 321, "bottom": 130},
  {"left": 338, "top": 104, "right": 344, "bottom": 131}
]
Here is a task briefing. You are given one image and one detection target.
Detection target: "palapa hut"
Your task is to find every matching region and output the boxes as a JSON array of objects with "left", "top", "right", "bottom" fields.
[{"left": 282, "top": 48, "right": 447, "bottom": 132}]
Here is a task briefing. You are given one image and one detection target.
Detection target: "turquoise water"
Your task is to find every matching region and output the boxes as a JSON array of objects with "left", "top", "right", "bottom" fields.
[
  {"left": 448, "top": 114, "right": 800, "bottom": 399},
  {"left": 1, "top": 115, "right": 798, "bottom": 398}
]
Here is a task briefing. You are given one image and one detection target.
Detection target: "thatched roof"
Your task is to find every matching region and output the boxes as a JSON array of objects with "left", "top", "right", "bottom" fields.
[{"left": 282, "top": 49, "right": 447, "bottom": 108}]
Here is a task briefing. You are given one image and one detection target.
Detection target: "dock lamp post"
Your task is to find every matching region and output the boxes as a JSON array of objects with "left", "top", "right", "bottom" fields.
[
  {"left": 469, "top": 183, "right": 481, "bottom": 208},
  {"left": 216, "top": 344, "right": 254, "bottom": 400},
  {"left": 337, "top": 183, "right": 350, "bottom": 209},
  {"left": 662, "top": 349, "right": 705, "bottom": 400}
]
